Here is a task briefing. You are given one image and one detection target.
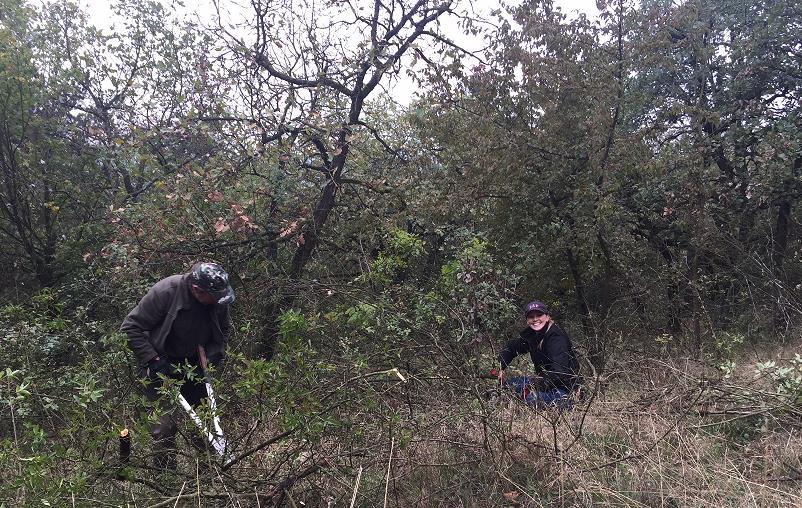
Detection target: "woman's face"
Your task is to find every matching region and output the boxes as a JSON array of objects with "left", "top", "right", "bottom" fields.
[{"left": 526, "top": 311, "right": 550, "bottom": 331}]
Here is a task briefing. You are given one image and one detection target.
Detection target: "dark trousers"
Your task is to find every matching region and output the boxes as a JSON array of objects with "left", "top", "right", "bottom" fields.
[{"left": 143, "top": 364, "right": 209, "bottom": 470}]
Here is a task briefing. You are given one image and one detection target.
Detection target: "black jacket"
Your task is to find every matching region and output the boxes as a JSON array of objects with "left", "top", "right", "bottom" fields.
[
  {"left": 498, "top": 322, "right": 580, "bottom": 391},
  {"left": 120, "top": 273, "right": 231, "bottom": 367}
]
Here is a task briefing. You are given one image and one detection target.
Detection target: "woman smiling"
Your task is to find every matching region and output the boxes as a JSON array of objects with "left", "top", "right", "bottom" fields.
[{"left": 496, "top": 300, "right": 581, "bottom": 407}]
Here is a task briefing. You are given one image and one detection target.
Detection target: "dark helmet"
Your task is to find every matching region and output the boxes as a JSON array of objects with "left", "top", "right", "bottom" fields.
[{"left": 190, "top": 262, "right": 235, "bottom": 305}]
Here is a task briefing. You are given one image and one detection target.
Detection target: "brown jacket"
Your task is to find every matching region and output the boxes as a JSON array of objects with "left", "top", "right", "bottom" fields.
[{"left": 120, "top": 273, "right": 231, "bottom": 366}]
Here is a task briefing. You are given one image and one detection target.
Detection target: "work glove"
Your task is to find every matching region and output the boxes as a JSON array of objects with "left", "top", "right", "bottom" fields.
[{"left": 146, "top": 356, "right": 172, "bottom": 380}]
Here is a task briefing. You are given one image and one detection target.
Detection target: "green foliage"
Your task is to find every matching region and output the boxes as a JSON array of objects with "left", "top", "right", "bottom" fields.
[
  {"left": 440, "top": 234, "right": 520, "bottom": 338},
  {"left": 717, "top": 415, "right": 766, "bottom": 448},
  {"left": 368, "top": 229, "right": 424, "bottom": 285},
  {"left": 755, "top": 355, "right": 802, "bottom": 402},
  {"left": 711, "top": 331, "right": 745, "bottom": 361},
  {"left": 277, "top": 309, "right": 309, "bottom": 348},
  {"left": 338, "top": 303, "right": 378, "bottom": 332},
  {"left": 0, "top": 276, "right": 139, "bottom": 506}
]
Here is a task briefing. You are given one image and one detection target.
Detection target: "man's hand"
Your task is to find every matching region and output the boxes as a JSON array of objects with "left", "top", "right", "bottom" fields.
[
  {"left": 496, "top": 368, "right": 505, "bottom": 385},
  {"left": 146, "top": 356, "right": 171, "bottom": 380}
]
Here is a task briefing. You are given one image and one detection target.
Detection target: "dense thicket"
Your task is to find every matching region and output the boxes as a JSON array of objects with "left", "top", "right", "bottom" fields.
[{"left": 2, "top": 0, "right": 802, "bottom": 505}]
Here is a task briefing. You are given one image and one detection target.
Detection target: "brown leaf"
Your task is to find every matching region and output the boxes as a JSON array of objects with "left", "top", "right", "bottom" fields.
[
  {"left": 503, "top": 491, "right": 521, "bottom": 505},
  {"left": 214, "top": 218, "right": 230, "bottom": 234},
  {"left": 278, "top": 219, "right": 301, "bottom": 239},
  {"left": 503, "top": 491, "right": 519, "bottom": 499}
]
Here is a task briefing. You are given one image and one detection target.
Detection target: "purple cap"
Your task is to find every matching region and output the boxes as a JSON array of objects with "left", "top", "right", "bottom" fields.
[{"left": 524, "top": 300, "right": 549, "bottom": 315}]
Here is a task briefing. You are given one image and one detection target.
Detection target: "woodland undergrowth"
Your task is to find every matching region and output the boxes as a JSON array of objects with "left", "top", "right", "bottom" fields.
[{"left": 4, "top": 331, "right": 802, "bottom": 507}]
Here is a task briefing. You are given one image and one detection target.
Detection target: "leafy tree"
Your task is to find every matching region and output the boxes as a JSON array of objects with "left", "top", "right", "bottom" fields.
[
  {"left": 206, "top": 0, "right": 471, "bottom": 356},
  {"left": 0, "top": 0, "right": 103, "bottom": 288},
  {"left": 628, "top": 0, "right": 802, "bottom": 339},
  {"left": 413, "top": 0, "right": 802, "bottom": 359},
  {"left": 411, "top": 0, "right": 643, "bottom": 365}
]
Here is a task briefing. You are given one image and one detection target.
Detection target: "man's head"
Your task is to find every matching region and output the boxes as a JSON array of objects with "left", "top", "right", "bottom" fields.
[
  {"left": 524, "top": 300, "right": 550, "bottom": 331},
  {"left": 189, "top": 262, "right": 235, "bottom": 305}
]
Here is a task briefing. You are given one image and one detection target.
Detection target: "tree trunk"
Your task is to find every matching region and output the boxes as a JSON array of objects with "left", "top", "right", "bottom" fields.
[{"left": 566, "top": 248, "right": 603, "bottom": 370}]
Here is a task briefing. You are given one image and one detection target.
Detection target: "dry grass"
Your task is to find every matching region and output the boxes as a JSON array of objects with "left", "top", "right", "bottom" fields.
[
  {"left": 333, "top": 352, "right": 802, "bottom": 507},
  {"left": 15, "top": 349, "right": 802, "bottom": 507}
]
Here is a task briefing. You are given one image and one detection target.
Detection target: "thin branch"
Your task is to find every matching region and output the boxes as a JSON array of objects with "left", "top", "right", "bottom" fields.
[{"left": 221, "top": 428, "right": 297, "bottom": 471}]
